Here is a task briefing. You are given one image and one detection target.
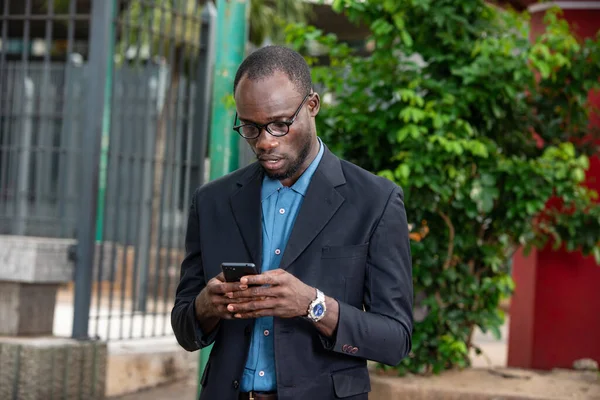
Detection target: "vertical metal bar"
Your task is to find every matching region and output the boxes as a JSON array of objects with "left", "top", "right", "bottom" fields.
[
  {"left": 8, "top": 64, "right": 18, "bottom": 232},
  {"left": 138, "top": 0, "right": 168, "bottom": 327},
  {"left": 0, "top": 1, "right": 10, "bottom": 223},
  {"left": 182, "top": 84, "right": 196, "bottom": 230},
  {"left": 135, "top": 76, "right": 157, "bottom": 315},
  {"left": 92, "top": 0, "right": 118, "bottom": 341},
  {"left": 15, "top": 77, "right": 34, "bottom": 236},
  {"left": 72, "top": 0, "right": 116, "bottom": 340},
  {"left": 180, "top": 1, "right": 198, "bottom": 219},
  {"left": 38, "top": 0, "right": 55, "bottom": 229},
  {"left": 136, "top": 0, "right": 163, "bottom": 315},
  {"left": 126, "top": 78, "right": 142, "bottom": 338},
  {"left": 0, "top": 64, "right": 13, "bottom": 225},
  {"left": 13, "top": 0, "right": 32, "bottom": 235},
  {"left": 117, "top": 77, "right": 137, "bottom": 340},
  {"left": 208, "top": 0, "right": 248, "bottom": 180},
  {"left": 197, "top": 3, "right": 217, "bottom": 395},
  {"left": 95, "top": 0, "right": 118, "bottom": 245},
  {"left": 128, "top": 2, "right": 154, "bottom": 336},
  {"left": 194, "top": 2, "right": 217, "bottom": 190},
  {"left": 151, "top": 0, "right": 179, "bottom": 337},
  {"left": 103, "top": 58, "right": 123, "bottom": 342},
  {"left": 57, "top": 0, "right": 77, "bottom": 238},
  {"left": 0, "top": 0, "right": 9, "bottom": 110},
  {"left": 109, "top": 0, "right": 135, "bottom": 341},
  {"left": 161, "top": 0, "right": 200, "bottom": 335}
]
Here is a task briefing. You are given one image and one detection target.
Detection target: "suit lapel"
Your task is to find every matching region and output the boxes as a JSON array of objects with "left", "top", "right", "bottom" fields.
[
  {"left": 230, "top": 164, "right": 263, "bottom": 268},
  {"left": 280, "top": 148, "right": 346, "bottom": 270}
]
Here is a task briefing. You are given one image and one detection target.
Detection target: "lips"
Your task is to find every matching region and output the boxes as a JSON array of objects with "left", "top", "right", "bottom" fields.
[
  {"left": 258, "top": 156, "right": 285, "bottom": 171},
  {"left": 259, "top": 156, "right": 282, "bottom": 162}
]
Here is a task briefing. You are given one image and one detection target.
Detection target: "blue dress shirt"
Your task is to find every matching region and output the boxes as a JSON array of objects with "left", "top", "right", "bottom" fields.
[{"left": 240, "top": 138, "right": 325, "bottom": 392}]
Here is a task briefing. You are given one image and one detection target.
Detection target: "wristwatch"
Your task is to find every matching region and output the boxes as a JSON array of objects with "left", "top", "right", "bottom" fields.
[{"left": 306, "top": 288, "right": 326, "bottom": 322}]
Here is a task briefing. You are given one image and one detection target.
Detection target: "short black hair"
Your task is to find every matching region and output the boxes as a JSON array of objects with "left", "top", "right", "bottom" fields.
[{"left": 233, "top": 45, "right": 312, "bottom": 96}]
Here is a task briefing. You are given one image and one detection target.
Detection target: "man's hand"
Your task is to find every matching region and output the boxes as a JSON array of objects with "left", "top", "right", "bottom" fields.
[
  {"left": 194, "top": 273, "right": 255, "bottom": 322},
  {"left": 225, "top": 269, "right": 315, "bottom": 319}
]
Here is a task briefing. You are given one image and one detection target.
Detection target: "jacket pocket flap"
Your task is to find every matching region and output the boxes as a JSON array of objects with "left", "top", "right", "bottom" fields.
[
  {"left": 322, "top": 243, "right": 369, "bottom": 259},
  {"left": 331, "top": 366, "right": 371, "bottom": 398}
]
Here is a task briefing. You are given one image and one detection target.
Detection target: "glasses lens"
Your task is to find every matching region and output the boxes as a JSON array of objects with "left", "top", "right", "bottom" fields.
[
  {"left": 268, "top": 122, "right": 289, "bottom": 136},
  {"left": 239, "top": 125, "right": 259, "bottom": 138}
]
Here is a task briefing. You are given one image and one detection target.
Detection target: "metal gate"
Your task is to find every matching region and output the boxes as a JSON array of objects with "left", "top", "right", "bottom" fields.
[{"left": 0, "top": 0, "right": 216, "bottom": 341}]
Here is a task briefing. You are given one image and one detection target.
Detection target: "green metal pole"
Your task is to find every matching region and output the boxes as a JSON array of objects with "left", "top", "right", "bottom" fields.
[
  {"left": 207, "top": 0, "right": 249, "bottom": 181},
  {"left": 95, "top": 0, "right": 117, "bottom": 241},
  {"left": 198, "top": 0, "right": 249, "bottom": 398}
]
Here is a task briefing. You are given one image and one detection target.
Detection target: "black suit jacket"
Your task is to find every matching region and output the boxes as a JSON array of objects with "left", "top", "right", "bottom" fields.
[{"left": 171, "top": 145, "right": 413, "bottom": 400}]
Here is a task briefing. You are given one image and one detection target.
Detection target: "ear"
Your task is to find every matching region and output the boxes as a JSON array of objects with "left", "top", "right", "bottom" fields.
[{"left": 308, "top": 92, "right": 320, "bottom": 117}]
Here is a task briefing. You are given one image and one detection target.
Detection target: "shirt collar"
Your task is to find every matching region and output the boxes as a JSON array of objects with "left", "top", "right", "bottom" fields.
[{"left": 261, "top": 137, "right": 324, "bottom": 201}]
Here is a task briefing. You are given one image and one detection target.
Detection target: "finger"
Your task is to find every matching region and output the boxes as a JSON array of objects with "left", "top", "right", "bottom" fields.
[
  {"left": 210, "top": 281, "right": 248, "bottom": 295},
  {"left": 228, "top": 285, "right": 278, "bottom": 299},
  {"left": 227, "top": 298, "right": 278, "bottom": 314},
  {"left": 215, "top": 272, "right": 225, "bottom": 282},
  {"left": 241, "top": 271, "right": 284, "bottom": 286},
  {"left": 233, "top": 309, "right": 274, "bottom": 319},
  {"left": 213, "top": 296, "right": 256, "bottom": 305}
]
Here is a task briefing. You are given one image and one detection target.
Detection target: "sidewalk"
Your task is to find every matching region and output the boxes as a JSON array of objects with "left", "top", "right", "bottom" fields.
[
  {"left": 110, "top": 379, "right": 196, "bottom": 400},
  {"left": 106, "top": 320, "right": 512, "bottom": 399}
]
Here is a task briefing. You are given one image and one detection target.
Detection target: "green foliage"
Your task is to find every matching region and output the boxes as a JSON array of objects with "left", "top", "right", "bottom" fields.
[
  {"left": 105, "top": 0, "right": 312, "bottom": 62},
  {"left": 285, "top": 1, "right": 600, "bottom": 375},
  {"left": 249, "top": 0, "right": 314, "bottom": 46}
]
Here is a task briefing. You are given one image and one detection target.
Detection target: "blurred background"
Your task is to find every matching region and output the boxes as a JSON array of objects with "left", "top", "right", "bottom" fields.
[{"left": 0, "top": 0, "right": 599, "bottom": 399}]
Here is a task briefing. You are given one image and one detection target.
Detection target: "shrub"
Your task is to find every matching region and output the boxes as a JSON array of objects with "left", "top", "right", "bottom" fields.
[{"left": 285, "top": 0, "right": 600, "bottom": 375}]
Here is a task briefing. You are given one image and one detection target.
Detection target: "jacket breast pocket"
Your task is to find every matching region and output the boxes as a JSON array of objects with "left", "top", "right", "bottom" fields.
[
  {"left": 320, "top": 244, "right": 368, "bottom": 305},
  {"left": 331, "top": 365, "right": 371, "bottom": 398}
]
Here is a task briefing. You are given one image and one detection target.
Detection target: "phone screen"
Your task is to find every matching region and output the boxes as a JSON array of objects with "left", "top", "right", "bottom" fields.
[{"left": 221, "top": 262, "right": 258, "bottom": 283}]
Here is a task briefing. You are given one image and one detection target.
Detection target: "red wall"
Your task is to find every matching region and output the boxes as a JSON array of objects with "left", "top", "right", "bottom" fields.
[{"left": 508, "top": 6, "right": 600, "bottom": 370}]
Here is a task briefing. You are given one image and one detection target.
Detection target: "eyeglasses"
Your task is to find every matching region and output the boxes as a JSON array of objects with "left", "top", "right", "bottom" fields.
[{"left": 233, "top": 93, "right": 312, "bottom": 139}]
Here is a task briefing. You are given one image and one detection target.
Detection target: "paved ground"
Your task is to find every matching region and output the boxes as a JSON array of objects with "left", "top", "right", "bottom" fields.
[
  {"left": 110, "top": 380, "right": 196, "bottom": 400},
  {"left": 107, "top": 320, "right": 512, "bottom": 399},
  {"left": 111, "top": 367, "right": 600, "bottom": 400}
]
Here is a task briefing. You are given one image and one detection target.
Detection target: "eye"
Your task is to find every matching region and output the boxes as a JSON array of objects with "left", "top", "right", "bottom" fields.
[
  {"left": 239, "top": 125, "right": 259, "bottom": 138},
  {"left": 269, "top": 121, "right": 289, "bottom": 134}
]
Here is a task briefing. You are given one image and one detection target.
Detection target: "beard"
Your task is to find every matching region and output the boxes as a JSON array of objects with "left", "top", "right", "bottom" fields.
[{"left": 259, "top": 134, "right": 313, "bottom": 181}]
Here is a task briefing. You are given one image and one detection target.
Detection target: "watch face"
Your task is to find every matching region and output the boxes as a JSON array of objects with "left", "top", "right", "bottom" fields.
[{"left": 312, "top": 303, "right": 324, "bottom": 317}]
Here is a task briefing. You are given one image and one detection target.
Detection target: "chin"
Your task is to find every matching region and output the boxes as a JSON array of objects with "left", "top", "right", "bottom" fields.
[{"left": 264, "top": 169, "right": 290, "bottom": 181}]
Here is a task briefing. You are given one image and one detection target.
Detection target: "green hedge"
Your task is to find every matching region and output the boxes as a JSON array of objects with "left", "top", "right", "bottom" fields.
[{"left": 285, "top": 0, "right": 600, "bottom": 375}]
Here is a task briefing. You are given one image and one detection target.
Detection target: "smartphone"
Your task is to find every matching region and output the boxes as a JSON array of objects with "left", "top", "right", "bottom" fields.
[{"left": 221, "top": 262, "right": 258, "bottom": 283}]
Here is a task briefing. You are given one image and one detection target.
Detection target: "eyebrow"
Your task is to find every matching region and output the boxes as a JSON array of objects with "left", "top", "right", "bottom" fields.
[{"left": 239, "top": 113, "right": 291, "bottom": 124}]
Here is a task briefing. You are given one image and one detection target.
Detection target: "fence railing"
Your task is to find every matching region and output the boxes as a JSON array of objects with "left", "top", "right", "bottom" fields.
[{"left": 0, "top": 0, "right": 216, "bottom": 342}]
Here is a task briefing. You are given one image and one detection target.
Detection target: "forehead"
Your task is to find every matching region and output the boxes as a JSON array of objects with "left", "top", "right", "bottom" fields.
[{"left": 234, "top": 71, "right": 303, "bottom": 120}]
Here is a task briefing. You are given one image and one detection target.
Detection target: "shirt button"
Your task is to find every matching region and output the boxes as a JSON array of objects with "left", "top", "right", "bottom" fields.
[
  {"left": 259, "top": 371, "right": 265, "bottom": 377},
  {"left": 274, "top": 249, "right": 281, "bottom": 255},
  {"left": 279, "top": 208, "right": 285, "bottom": 214},
  {"left": 232, "top": 380, "right": 239, "bottom": 389},
  {"left": 264, "top": 329, "right": 270, "bottom": 336}
]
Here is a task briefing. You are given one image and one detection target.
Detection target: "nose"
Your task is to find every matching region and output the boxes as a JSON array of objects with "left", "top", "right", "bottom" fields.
[{"left": 254, "top": 128, "right": 279, "bottom": 152}]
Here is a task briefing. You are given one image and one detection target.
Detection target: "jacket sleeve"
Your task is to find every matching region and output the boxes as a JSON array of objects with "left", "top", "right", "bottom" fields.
[
  {"left": 171, "top": 189, "right": 220, "bottom": 352},
  {"left": 319, "top": 186, "right": 413, "bottom": 366}
]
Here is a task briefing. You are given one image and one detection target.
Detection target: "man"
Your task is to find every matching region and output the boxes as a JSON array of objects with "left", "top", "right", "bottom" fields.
[{"left": 171, "top": 45, "right": 413, "bottom": 400}]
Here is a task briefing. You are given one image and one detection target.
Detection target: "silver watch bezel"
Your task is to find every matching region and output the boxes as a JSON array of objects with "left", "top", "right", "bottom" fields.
[{"left": 307, "top": 288, "right": 326, "bottom": 322}]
